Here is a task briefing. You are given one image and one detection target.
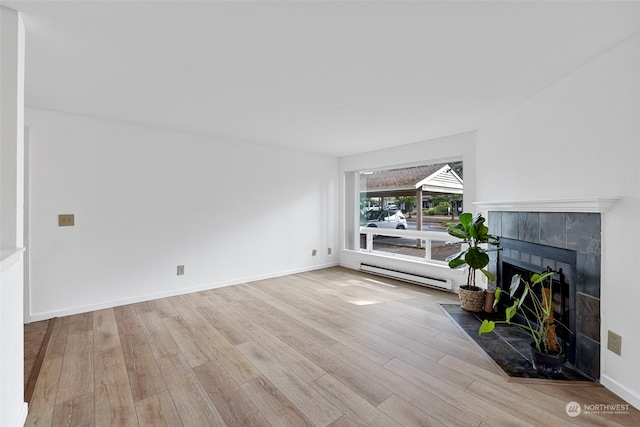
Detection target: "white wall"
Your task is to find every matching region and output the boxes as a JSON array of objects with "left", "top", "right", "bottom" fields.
[
  {"left": 338, "top": 131, "right": 476, "bottom": 286},
  {"left": 26, "top": 108, "right": 338, "bottom": 320},
  {"left": 1, "top": 5, "right": 24, "bottom": 249},
  {"left": 477, "top": 33, "right": 640, "bottom": 409},
  {"left": 0, "top": 6, "right": 28, "bottom": 427}
]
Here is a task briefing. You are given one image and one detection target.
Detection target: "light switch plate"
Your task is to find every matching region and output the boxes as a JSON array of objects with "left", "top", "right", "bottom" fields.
[{"left": 58, "top": 214, "right": 75, "bottom": 226}]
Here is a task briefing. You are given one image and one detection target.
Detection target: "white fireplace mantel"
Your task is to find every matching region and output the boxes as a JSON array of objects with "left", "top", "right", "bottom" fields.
[{"left": 474, "top": 196, "right": 621, "bottom": 213}]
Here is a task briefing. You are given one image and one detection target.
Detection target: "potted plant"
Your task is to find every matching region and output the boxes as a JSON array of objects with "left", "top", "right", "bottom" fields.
[
  {"left": 479, "top": 270, "right": 566, "bottom": 376},
  {"left": 446, "top": 212, "right": 500, "bottom": 312}
]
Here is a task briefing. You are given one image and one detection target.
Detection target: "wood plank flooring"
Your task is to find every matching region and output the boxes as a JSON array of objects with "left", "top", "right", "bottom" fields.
[
  {"left": 25, "top": 267, "right": 640, "bottom": 426},
  {"left": 24, "top": 319, "right": 53, "bottom": 402}
]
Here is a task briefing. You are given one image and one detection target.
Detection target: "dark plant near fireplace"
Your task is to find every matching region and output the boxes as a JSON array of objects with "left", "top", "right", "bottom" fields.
[{"left": 480, "top": 269, "right": 569, "bottom": 375}]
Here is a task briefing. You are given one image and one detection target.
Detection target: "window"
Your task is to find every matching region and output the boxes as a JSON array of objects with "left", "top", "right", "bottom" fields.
[{"left": 354, "top": 161, "right": 463, "bottom": 263}]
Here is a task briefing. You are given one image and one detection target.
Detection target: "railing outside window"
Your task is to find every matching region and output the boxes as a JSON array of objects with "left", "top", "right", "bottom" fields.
[{"left": 359, "top": 227, "right": 460, "bottom": 264}]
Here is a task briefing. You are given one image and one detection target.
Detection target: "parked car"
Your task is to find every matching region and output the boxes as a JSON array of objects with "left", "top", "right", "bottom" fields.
[{"left": 362, "top": 208, "right": 407, "bottom": 229}]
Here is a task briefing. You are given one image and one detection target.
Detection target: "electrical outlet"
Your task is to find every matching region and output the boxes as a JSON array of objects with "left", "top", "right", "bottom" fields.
[
  {"left": 328, "top": 248, "right": 332, "bottom": 255},
  {"left": 607, "top": 330, "right": 622, "bottom": 356},
  {"left": 177, "top": 265, "right": 184, "bottom": 276},
  {"left": 312, "top": 249, "right": 317, "bottom": 256},
  {"left": 58, "top": 214, "right": 75, "bottom": 227}
]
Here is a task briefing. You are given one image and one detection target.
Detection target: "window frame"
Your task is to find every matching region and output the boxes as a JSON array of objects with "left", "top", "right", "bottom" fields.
[{"left": 349, "top": 160, "right": 464, "bottom": 266}]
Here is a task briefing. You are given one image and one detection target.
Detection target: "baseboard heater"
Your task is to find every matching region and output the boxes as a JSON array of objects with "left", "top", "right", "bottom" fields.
[{"left": 359, "top": 263, "right": 453, "bottom": 291}]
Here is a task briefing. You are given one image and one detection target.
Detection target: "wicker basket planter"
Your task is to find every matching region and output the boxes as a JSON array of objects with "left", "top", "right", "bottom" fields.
[{"left": 458, "top": 286, "right": 486, "bottom": 312}]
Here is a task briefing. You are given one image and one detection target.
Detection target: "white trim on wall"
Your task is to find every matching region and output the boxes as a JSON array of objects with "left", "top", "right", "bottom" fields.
[{"left": 475, "top": 197, "right": 620, "bottom": 213}]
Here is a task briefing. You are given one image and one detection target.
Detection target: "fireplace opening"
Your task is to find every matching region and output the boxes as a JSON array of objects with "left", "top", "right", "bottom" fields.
[
  {"left": 499, "top": 263, "right": 573, "bottom": 361},
  {"left": 496, "top": 238, "right": 577, "bottom": 366}
]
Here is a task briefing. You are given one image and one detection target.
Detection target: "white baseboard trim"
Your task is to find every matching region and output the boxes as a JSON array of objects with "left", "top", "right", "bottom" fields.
[
  {"left": 28, "top": 262, "right": 338, "bottom": 322},
  {"left": 600, "top": 374, "right": 640, "bottom": 411},
  {"left": 15, "top": 402, "right": 28, "bottom": 427}
]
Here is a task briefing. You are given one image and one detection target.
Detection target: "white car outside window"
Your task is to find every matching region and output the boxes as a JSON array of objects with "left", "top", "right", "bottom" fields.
[{"left": 363, "top": 209, "right": 407, "bottom": 229}]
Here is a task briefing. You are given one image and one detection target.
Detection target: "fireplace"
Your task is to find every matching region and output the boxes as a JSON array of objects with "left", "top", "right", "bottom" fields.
[{"left": 487, "top": 211, "right": 601, "bottom": 380}]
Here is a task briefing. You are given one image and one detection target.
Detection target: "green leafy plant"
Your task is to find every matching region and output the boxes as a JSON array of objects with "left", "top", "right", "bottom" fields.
[
  {"left": 479, "top": 271, "right": 564, "bottom": 354},
  {"left": 446, "top": 212, "right": 500, "bottom": 291}
]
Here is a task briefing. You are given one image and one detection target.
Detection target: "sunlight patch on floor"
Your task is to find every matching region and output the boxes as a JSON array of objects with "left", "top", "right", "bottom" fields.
[
  {"left": 358, "top": 278, "right": 399, "bottom": 288},
  {"left": 347, "top": 299, "right": 382, "bottom": 306}
]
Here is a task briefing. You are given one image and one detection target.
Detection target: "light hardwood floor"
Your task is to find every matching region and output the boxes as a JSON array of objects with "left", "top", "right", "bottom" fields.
[
  {"left": 26, "top": 267, "right": 640, "bottom": 426},
  {"left": 24, "top": 319, "right": 52, "bottom": 403}
]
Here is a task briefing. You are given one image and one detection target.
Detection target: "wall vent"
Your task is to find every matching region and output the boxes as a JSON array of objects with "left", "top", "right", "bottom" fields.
[{"left": 359, "top": 263, "right": 452, "bottom": 291}]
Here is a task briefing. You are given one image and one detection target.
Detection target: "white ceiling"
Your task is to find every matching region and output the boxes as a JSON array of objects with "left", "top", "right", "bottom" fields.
[{"left": 3, "top": 1, "right": 639, "bottom": 157}]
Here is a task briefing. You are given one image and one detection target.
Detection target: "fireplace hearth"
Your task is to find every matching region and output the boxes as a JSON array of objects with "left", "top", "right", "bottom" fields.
[{"left": 440, "top": 304, "right": 594, "bottom": 382}]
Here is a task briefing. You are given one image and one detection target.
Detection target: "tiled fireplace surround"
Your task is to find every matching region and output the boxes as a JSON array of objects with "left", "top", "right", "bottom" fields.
[{"left": 486, "top": 210, "right": 601, "bottom": 380}]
